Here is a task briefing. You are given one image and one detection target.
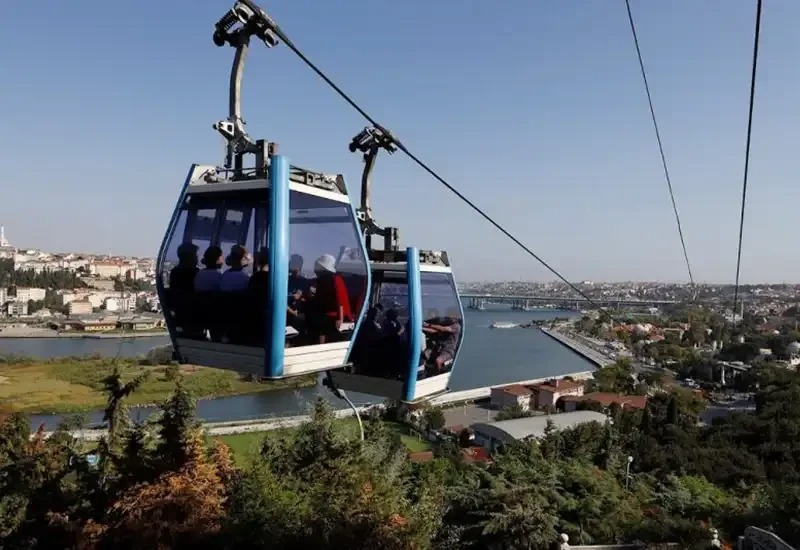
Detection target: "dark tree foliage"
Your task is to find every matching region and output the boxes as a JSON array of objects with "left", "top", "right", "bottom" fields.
[
  {"left": 2, "top": 364, "right": 800, "bottom": 548},
  {"left": 0, "top": 258, "right": 88, "bottom": 291}
]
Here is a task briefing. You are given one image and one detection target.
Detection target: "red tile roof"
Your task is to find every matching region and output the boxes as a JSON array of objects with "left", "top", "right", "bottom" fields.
[
  {"left": 534, "top": 379, "right": 583, "bottom": 394},
  {"left": 501, "top": 384, "right": 533, "bottom": 396},
  {"left": 562, "top": 392, "right": 647, "bottom": 410},
  {"left": 407, "top": 451, "right": 434, "bottom": 463}
]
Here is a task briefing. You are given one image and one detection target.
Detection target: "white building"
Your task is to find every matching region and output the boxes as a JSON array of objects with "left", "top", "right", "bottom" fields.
[
  {"left": 68, "top": 300, "right": 93, "bottom": 316},
  {"left": 92, "top": 262, "right": 124, "bottom": 278},
  {"left": 5, "top": 301, "right": 29, "bottom": 317},
  {"left": 16, "top": 287, "right": 46, "bottom": 302},
  {"left": 490, "top": 385, "right": 533, "bottom": 411},
  {"left": 0, "top": 226, "right": 15, "bottom": 259},
  {"left": 472, "top": 411, "right": 608, "bottom": 452},
  {"left": 530, "top": 379, "right": 585, "bottom": 409}
]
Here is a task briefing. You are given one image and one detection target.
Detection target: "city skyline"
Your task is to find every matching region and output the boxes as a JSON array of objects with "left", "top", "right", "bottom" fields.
[
  {"left": 3, "top": 1, "right": 799, "bottom": 282},
  {"left": 6, "top": 225, "right": 800, "bottom": 286}
]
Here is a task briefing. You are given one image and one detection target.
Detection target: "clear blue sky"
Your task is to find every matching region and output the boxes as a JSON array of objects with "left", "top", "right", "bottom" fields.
[{"left": 1, "top": 1, "right": 797, "bottom": 283}]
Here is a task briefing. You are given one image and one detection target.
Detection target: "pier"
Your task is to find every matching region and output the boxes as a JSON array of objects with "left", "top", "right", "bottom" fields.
[{"left": 539, "top": 326, "right": 615, "bottom": 367}]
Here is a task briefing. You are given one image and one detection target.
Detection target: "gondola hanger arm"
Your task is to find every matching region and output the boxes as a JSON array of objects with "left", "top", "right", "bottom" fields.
[{"left": 211, "top": 0, "right": 280, "bottom": 179}]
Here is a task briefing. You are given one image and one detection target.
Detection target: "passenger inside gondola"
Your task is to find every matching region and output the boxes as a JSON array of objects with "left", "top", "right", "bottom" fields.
[
  {"left": 422, "top": 310, "right": 462, "bottom": 374},
  {"left": 195, "top": 246, "right": 224, "bottom": 291},
  {"left": 168, "top": 243, "right": 201, "bottom": 339},
  {"left": 307, "top": 254, "right": 352, "bottom": 344},
  {"left": 288, "top": 254, "right": 309, "bottom": 296},
  {"left": 287, "top": 255, "right": 308, "bottom": 336},
  {"left": 220, "top": 245, "right": 251, "bottom": 292},
  {"left": 248, "top": 247, "right": 270, "bottom": 296},
  {"left": 169, "top": 243, "right": 199, "bottom": 291},
  {"left": 248, "top": 248, "right": 269, "bottom": 345}
]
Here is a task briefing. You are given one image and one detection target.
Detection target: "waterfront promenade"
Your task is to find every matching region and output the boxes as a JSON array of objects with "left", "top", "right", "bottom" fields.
[
  {"left": 40, "top": 369, "right": 595, "bottom": 440},
  {"left": 0, "top": 326, "right": 166, "bottom": 339},
  {"left": 540, "top": 326, "right": 615, "bottom": 367}
]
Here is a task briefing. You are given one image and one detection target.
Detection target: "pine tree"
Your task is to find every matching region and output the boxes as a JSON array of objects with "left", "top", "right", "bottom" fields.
[
  {"left": 667, "top": 397, "right": 679, "bottom": 425},
  {"left": 155, "top": 379, "right": 198, "bottom": 472}
]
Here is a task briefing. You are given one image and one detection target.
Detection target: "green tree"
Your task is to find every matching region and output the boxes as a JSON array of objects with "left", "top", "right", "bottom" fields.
[
  {"left": 422, "top": 407, "right": 447, "bottom": 432},
  {"left": 97, "top": 365, "right": 149, "bottom": 479},
  {"left": 496, "top": 404, "right": 534, "bottom": 421},
  {"left": 155, "top": 379, "right": 198, "bottom": 471}
]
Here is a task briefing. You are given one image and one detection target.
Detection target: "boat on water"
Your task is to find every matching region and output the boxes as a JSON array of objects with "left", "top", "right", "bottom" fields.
[{"left": 490, "top": 321, "right": 517, "bottom": 329}]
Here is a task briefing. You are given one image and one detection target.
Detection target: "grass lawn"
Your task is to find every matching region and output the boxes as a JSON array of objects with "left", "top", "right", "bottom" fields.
[
  {"left": 0, "top": 357, "right": 316, "bottom": 414},
  {"left": 213, "top": 418, "right": 432, "bottom": 465}
]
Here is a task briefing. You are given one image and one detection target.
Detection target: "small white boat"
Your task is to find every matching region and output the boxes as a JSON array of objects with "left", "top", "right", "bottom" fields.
[{"left": 490, "top": 321, "right": 517, "bottom": 329}]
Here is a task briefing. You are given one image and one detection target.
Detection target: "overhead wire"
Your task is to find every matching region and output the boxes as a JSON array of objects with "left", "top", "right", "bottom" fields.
[
  {"left": 624, "top": 0, "right": 695, "bottom": 288},
  {"left": 731, "top": 0, "right": 763, "bottom": 326},
  {"left": 266, "top": 23, "right": 619, "bottom": 321}
]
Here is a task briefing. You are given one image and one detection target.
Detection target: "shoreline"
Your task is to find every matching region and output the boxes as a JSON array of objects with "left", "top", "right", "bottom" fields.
[
  {"left": 0, "top": 331, "right": 168, "bottom": 339},
  {"left": 539, "top": 326, "right": 615, "bottom": 367},
  {"left": 23, "top": 379, "right": 318, "bottom": 417},
  {"left": 1, "top": 358, "right": 319, "bottom": 416},
  {"left": 43, "top": 406, "right": 376, "bottom": 441}
]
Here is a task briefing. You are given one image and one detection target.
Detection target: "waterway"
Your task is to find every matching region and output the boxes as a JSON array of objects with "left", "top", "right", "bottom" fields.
[{"left": 4, "top": 308, "right": 593, "bottom": 429}]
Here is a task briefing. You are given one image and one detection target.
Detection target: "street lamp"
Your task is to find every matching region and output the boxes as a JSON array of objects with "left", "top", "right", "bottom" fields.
[{"left": 625, "top": 455, "right": 634, "bottom": 490}]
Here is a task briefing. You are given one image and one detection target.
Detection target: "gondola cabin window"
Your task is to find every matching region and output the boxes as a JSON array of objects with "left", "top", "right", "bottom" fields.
[
  {"left": 348, "top": 267, "right": 462, "bottom": 383},
  {"left": 160, "top": 197, "right": 261, "bottom": 347},
  {"left": 419, "top": 271, "right": 463, "bottom": 377},
  {"left": 286, "top": 189, "right": 367, "bottom": 350}
]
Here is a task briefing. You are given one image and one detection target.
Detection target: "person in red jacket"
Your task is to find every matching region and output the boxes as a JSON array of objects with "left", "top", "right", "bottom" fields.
[{"left": 308, "top": 254, "right": 352, "bottom": 344}]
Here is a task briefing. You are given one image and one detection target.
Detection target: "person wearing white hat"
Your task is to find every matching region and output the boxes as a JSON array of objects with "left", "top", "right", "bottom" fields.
[
  {"left": 307, "top": 253, "right": 353, "bottom": 344},
  {"left": 314, "top": 253, "right": 337, "bottom": 274}
]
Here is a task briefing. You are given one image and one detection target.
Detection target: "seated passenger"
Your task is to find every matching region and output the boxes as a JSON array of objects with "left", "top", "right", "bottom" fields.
[
  {"left": 423, "top": 311, "right": 462, "bottom": 374},
  {"left": 220, "top": 245, "right": 251, "bottom": 292},
  {"left": 417, "top": 331, "right": 428, "bottom": 380},
  {"left": 288, "top": 254, "right": 309, "bottom": 296},
  {"left": 286, "top": 255, "right": 309, "bottom": 333},
  {"left": 248, "top": 248, "right": 269, "bottom": 297},
  {"left": 382, "top": 308, "right": 404, "bottom": 340},
  {"left": 365, "top": 304, "right": 383, "bottom": 334},
  {"left": 307, "top": 254, "right": 352, "bottom": 344},
  {"left": 194, "top": 246, "right": 224, "bottom": 291},
  {"left": 248, "top": 248, "right": 269, "bottom": 344},
  {"left": 169, "top": 243, "right": 199, "bottom": 291}
]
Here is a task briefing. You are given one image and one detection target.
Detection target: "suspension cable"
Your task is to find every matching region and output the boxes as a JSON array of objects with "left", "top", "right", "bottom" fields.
[
  {"left": 266, "top": 24, "right": 618, "bottom": 321},
  {"left": 731, "top": 0, "right": 763, "bottom": 326},
  {"left": 624, "top": 0, "right": 694, "bottom": 288}
]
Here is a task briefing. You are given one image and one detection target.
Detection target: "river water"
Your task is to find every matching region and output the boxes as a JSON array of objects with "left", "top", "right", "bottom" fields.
[{"left": 3, "top": 308, "right": 592, "bottom": 429}]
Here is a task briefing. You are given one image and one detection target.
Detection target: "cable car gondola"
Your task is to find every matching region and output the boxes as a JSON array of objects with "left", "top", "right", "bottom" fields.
[
  {"left": 156, "top": 2, "right": 370, "bottom": 379},
  {"left": 156, "top": 0, "right": 465, "bottom": 402},
  {"left": 327, "top": 128, "right": 465, "bottom": 403}
]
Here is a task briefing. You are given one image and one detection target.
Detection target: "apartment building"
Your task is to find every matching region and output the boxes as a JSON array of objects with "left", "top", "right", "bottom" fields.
[{"left": 16, "top": 287, "right": 46, "bottom": 302}]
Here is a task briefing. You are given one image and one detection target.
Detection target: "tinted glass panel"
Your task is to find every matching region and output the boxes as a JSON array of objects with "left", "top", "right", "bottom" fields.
[
  {"left": 349, "top": 272, "right": 411, "bottom": 380},
  {"left": 159, "top": 199, "right": 265, "bottom": 348},
  {"left": 348, "top": 269, "right": 462, "bottom": 383},
  {"left": 190, "top": 208, "right": 217, "bottom": 253},
  {"left": 287, "top": 190, "right": 367, "bottom": 351},
  {"left": 419, "top": 272, "right": 462, "bottom": 376},
  {"left": 159, "top": 210, "right": 188, "bottom": 290}
]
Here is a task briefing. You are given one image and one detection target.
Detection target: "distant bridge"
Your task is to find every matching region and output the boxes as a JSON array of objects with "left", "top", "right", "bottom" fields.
[{"left": 460, "top": 293, "right": 678, "bottom": 310}]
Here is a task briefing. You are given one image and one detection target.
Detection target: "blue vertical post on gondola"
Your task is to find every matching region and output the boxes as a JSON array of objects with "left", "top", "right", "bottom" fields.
[
  {"left": 266, "top": 155, "right": 290, "bottom": 378},
  {"left": 404, "top": 247, "right": 423, "bottom": 401}
]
